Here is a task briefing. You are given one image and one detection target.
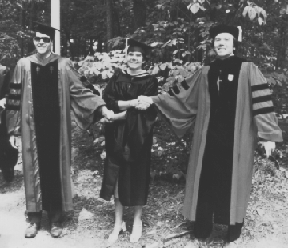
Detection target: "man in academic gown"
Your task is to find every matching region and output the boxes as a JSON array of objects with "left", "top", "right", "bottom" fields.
[
  {"left": 139, "top": 24, "right": 282, "bottom": 246},
  {"left": 6, "top": 23, "right": 113, "bottom": 238}
]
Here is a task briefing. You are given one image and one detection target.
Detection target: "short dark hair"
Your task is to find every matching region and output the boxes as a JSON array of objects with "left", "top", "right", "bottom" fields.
[{"left": 127, "top": 46, "right": 147, "bottom": 61}]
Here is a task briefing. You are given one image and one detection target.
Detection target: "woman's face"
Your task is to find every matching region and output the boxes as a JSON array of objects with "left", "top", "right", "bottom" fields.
[{"left": 127, "top": 48, "right": 143, "bottom": 70}]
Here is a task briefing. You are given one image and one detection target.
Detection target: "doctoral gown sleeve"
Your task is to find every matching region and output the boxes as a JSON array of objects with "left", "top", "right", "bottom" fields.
[
  {"left": 151, "top": 69, "right": 202, "bottom": 138},
  {"left": 67, "top": 59, "right": 106, "bottom": 129},
  {"left": 249, "top": 63, "right": 282, "bottom": 142},
  {"left": 6, "top": 60, "right": 23, "bottom": 135}
]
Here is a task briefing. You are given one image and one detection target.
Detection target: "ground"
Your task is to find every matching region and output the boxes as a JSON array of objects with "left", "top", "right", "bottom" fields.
[{"left": 1, "top": 119, "right": 288, "bottom": 248}]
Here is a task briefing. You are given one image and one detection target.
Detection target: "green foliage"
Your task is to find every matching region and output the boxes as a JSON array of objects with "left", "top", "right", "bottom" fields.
[
  {"left": 0, "top": 0, "right": 22, "bottom": 64},
  {"left": 1, "top": 0, "right": 288, "bottom": 114},
  {"left": 62, "top": 0, "right": 106, "bottom": 39}
]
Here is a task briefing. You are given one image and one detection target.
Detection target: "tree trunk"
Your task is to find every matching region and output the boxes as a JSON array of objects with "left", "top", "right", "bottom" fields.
[
  {"left": 19, "top": 2, "right": 25, "bottom": 57},
  {"left": 27, "top": 0, "right": 36, "bottom": 55},
  {"left": 29, "top": 1, "right": 36, "bottom": 30},
  {"left": 89, "top": 38, "right": 94, "bottom": 55},
  {"left": 276, "top": 15, "right": 287, "bottom": 70},
  {"left": 97, "top": 37, "right": 103, "bottom": 53},
  {"left": 113, "top": 5, "right": 121, "bottom": 36},
  {"left": 66, "top": 32, "right": 71, "bottom": 59},
  {"left": 194, "top": 28, "right": 202, "bottom": 62},
  {"left": 133, "top": 0, "right": 146, "bottom": 30},
  {"left": 107, "top": 0, "right": 113, "bottom": 43}
]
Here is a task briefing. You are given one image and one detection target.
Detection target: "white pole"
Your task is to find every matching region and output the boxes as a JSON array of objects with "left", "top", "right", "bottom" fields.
[{"left": 51, "top": 0, "right": 61, "bottom": 54}]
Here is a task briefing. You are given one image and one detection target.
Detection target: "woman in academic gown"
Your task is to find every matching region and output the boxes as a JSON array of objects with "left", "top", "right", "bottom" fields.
[{"left": 100, "top": 39, "right": 158, "bottom": 244}]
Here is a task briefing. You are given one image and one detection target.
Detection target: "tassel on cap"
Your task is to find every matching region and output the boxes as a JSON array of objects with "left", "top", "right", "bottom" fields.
[{"left": 237, "top": 26, "right": 242, "bottom": 42}]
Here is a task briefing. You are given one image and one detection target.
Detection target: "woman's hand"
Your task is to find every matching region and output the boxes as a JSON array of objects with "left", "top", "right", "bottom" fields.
[
  {"left": 101, "top": 111, "right": 127, "bottom": 122},
  {"left": 129, "top": 99, "right": 140, "bottom": 107},
  {"left": 138, "top": 96, "right": 153, "bottom": 105},
  {"left": 101, "top": 106, "right": 114, "bottom": 121},
  {"left": 118, "top": 99, "right": 139, "bottom": 110}
]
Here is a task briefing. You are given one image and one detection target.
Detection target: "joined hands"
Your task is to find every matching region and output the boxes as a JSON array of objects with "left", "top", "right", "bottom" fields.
[
  {"left": 134, "top": 96, "right": 153, "bottom": 110},
  {"left": 100, "top": 96, "right": 154, "bottom": 123},
  {"left": 128, "top": 98, "right": 150, "bottom": 110}
]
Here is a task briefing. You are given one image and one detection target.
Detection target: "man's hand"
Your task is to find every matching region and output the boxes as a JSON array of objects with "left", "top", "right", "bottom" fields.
[
  {"left": 0, "top": 98, "right": 6, "bottom": 109},
  {"left": 9, "top": 135, "right": 17, "bottom": 148},
  {"left": 259, "top": 141, "right": 275, "bottom": 158},
  {"left": 135, "top": 102, "right": 151, "bottom": 110}
]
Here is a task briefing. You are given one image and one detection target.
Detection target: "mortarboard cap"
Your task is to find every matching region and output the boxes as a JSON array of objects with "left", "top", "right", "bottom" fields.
[
  {"left": 126, "top": 38, "right": 153, "bottom": 53},
  {"left": 34, "top": 22, "right": 59, "bottom": 40},
  {"left": 210, "top": 24, "right": 239, "bottom": 40}
]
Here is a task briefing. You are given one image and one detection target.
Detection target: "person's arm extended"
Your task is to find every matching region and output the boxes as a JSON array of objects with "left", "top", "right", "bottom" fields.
[
  {"left": 67, "top": 58, "right": 107, "bottom": 129},
  {"left": 118, "top": 99, "right": 139, "bottom": 111},
  {"left": 249, "top": 63, "right": 282, "bottom": 157},
  {"left": 101, "top": 111, "right": 127, "bottom": 123},
  {"left": 139, "top": 69, "right": 203, "bottom": 138},
  {"left": 112, "top": 111, "right": 127, "bottom": 121}
]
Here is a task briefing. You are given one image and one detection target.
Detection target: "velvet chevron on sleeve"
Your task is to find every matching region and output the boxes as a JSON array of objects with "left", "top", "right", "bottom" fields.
[
  {"left": 249, "top": 63, "right": 282, "bottom": 142},
  {"left": 151, "top": 69, "right": 202, "bottom": 138},
  {"left": 250, "top": 64, "right": 274, "bottom": 116},
  {"left": 6, "top": 83, "right": 21, "bottom": 111},
  {"left": 6, "top": 60, "right": 23, "bottom": 135}
]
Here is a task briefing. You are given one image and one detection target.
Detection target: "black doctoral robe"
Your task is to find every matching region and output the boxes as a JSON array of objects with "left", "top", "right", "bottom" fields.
[
  {"left": 100, "top": 70, "right": 158, "bottom": 206},
  {"left": 30, "top": 60, "right": 62, "bottom": 212},
  {"left": 194, "top": 56, "right": 247, "bottom": 240}
]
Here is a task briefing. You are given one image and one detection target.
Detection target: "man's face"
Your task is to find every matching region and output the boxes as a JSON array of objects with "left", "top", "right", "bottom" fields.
[
  {"left": 33, "top": 32, "right": 52, "bottom": 55},
  {"left": 213, "top": 33, "right": 234, "bottom": 58},
  {"left": 127, "top": 48, "right": 143, "bottom": 70}
]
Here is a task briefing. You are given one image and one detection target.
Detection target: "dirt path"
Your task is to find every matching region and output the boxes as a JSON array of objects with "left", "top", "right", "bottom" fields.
[{"left": 1, "top": 130, "right": 288, "bottom": 248}]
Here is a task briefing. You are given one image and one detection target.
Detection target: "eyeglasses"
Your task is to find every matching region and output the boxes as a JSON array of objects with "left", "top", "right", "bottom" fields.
[{"left": 33, "top": 37, "right": 51, "bottom": 43}]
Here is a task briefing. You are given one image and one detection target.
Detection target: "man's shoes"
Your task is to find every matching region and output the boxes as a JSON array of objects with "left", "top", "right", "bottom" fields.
[
  {"left": 25, "top": 223, "right": 40, "bottom": 238},
  {"left": 50, "top": 222, "right": 62, "bottom": 238}
]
